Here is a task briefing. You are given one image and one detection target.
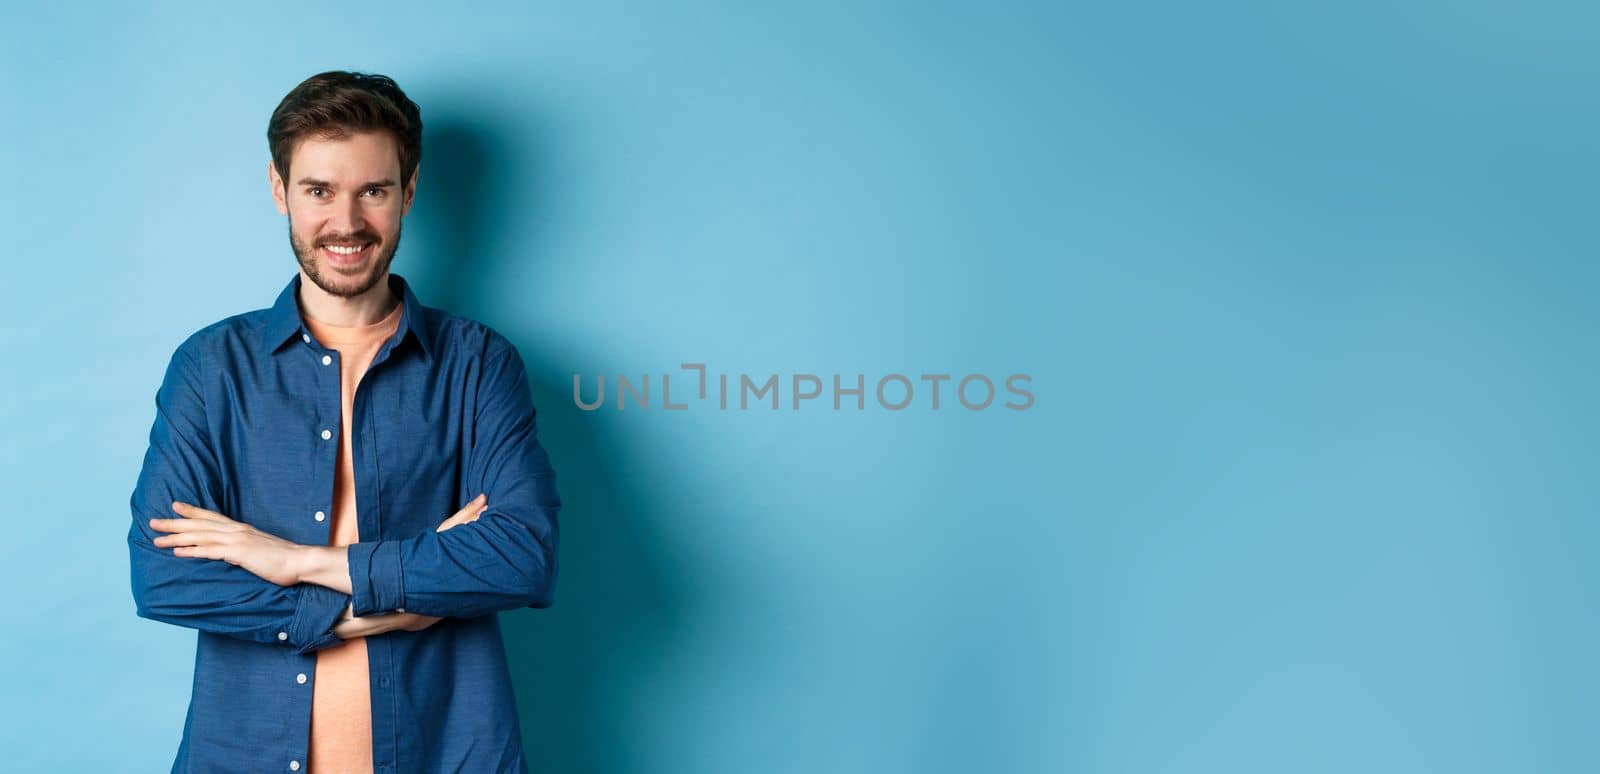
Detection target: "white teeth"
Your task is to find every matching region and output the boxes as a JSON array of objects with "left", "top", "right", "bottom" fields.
[{"left": 324, "top": 243, "right": 368, "bottom": 255}]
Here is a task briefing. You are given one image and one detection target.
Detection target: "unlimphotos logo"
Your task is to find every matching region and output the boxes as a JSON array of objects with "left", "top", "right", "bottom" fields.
[{"left": 574, "top": 363, "right": 1034, "bottom": 412}]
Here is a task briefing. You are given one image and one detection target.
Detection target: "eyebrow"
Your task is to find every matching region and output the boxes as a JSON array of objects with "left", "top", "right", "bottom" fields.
[{"left": 295, "top": 178, "right": 397, "bottom": 189}]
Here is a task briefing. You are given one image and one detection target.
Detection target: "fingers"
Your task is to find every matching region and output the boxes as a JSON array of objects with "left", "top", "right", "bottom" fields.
[
  {"left": 168, "top": 501, "right": 229, "bottom": 522},
  {"left": 436, "top": 493, "right": 488, "bottom": 532},
  {"left": 454, "top": 493, "right": 487, "bottom": 518},
  {"left": 450, "top": 493, "right": 488, "bottom": 523},
  {"left": 161, "top": 533, "right": 226, "bottom": 559},
  {"left": 153, "top": 526, "right": 227, "bottom": 548},
  {"left": 149, "top": 516, "right": 227, "bottom": 536},
  {"left": 173, "top": 545, "right": 225, "bottom": 560},
  {"left": 437, "top": 504, "right": 487, "bottom": 531},
  {"left": 150, "top": 502, "right": 237, "bottom": 536}
]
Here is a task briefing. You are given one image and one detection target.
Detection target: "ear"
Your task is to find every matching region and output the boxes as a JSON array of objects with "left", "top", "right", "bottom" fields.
[
  {"left": 401, "top": 163, "right": 420, "bottom": 217},
  {"left": 268, "top": 160, "right": 288, "bottom": 216}
]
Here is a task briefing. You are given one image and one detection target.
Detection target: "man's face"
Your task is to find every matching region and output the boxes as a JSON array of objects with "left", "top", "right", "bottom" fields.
[{"left": 270, "top": 130, "right": 416, "bottom": 298}]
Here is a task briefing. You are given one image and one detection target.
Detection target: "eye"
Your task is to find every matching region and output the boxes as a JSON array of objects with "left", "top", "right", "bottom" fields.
[
  {"left": 363, "top": 187, "right": 385, "bottom": 198},
  {"left": 308, "top": 187, "right": 327, "bottom": 198}
]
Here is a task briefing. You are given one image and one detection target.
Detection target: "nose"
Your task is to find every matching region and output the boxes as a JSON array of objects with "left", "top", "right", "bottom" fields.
[{"left": 328, "top": 193, "right": 366, "bottom": 236}]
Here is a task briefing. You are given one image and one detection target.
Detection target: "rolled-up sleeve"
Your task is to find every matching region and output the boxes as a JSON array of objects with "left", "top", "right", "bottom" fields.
[
  {"left": 128, "top": 344, "right": 351, "bottom": 654},
  {"left": 347, "top": 335, "right": 561, "bottom": 619}
]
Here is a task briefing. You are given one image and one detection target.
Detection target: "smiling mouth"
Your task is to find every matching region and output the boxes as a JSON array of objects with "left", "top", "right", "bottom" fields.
[{"left": 320, "top": 242, "right": 374, "bottom": 265}]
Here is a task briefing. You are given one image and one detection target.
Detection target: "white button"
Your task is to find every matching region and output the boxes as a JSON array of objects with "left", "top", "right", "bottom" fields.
[
  {"left": 321, "top": 429, "right": 332, "bottom": 440},
  {"left": 321, "top": 354, "right": 332, "bottom": 365},
  {"left": 277, "top": 631, "right": 287, "bottom": 641},
  {"left": 296, "top": 672, "right": 307, "bottom": 684},
  {"left": 290, "top": 761, "right": 301, "bottom": 771},
  {"left": 314, "top": 511, "right": 326, "bottom": 522},
  {"left": 301, "top": 333, "right": 311, "bottom": 344}
]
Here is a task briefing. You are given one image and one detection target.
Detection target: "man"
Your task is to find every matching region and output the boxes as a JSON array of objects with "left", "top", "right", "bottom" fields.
[{"left": 127, "top": 70, "right": 560, "bottom": 773}]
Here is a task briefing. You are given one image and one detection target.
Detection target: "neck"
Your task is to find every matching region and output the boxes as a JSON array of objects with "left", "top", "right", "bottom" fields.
[{"left": 297, "top": 269, "right": 398, "bottom": 326}]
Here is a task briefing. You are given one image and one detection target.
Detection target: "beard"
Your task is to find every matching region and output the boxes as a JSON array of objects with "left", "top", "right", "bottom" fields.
[{"left": 288, "top": 216, "right": 402, "bottom": 299}]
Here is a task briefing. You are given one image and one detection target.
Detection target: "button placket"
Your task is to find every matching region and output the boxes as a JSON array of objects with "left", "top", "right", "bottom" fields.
[{"left": 316, "top": 343, "right": 336, "bottom": 442}]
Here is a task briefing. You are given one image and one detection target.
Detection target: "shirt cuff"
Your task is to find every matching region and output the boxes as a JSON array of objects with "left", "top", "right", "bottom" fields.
[
  {"left": 347, "top": 539, "right": 406, "bottom": 617},
  {"left": 289, "top": 584, "right": 351, "bottom": 655}
]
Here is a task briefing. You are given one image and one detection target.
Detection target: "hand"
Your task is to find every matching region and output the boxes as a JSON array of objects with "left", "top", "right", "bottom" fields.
[
  {"left": 437, "top": 492, "right": 488, "bottom": 532},
  {"left": 150, "top": 501, "right": 306, "bottom": 586}
]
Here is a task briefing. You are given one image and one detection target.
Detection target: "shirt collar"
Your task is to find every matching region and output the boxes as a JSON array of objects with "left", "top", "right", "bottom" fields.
[{"left": 259, "top": 271, "right": 435, "bottom": 361}]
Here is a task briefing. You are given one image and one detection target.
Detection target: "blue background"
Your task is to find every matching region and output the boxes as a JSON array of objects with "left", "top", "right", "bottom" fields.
[{"left": 2, "top": 2, "right": 1595, "bottom": 772}]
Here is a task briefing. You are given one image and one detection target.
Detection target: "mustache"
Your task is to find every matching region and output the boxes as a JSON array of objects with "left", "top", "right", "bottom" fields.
[{"left": 316, "top": 234, "right": 379, "bottom": 246}]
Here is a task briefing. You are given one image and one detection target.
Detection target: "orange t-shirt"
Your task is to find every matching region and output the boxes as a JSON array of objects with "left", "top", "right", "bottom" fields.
[{"left": 302, "top": 298, "right": 404, "bottom": 774}]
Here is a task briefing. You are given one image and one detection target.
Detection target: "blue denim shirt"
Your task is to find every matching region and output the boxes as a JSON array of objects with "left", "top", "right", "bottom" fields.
[{"left": 127, "top": 271, "right": 560, "bottom": 773}]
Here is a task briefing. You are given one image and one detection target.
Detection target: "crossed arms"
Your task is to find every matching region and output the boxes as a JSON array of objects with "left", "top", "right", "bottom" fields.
[{"left": 127, "top": 340, "right": 561, "bottom": 654}]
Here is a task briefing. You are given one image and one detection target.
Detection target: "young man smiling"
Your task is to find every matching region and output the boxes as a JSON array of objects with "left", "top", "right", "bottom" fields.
[{"left": 128, "top": 71, "right": 560, "bottom": 773}]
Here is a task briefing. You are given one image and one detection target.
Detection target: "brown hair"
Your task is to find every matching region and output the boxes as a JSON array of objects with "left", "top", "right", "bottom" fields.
[{"left": 267, "top": 70, "right": 423, "bottom": 190}]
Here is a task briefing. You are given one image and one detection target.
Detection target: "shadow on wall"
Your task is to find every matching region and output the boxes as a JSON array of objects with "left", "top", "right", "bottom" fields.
[{"left": 410, "top": 114, "right": 693, "bottom": 774}]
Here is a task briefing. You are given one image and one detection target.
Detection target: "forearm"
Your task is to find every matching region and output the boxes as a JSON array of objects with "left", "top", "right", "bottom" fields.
[
  {"left": 293, "top": 544, "right": 353, "bottom": 595},
  {"left": 346, "top": 508, "right": 555, "bottom": 618},
  {"left": 331, "top": 600, "right": 380, "bottom": 638},
  {"left": 329, "top": 599, "right": 439, "bottom": 639},
  {"left": 130, "top": 510, "right": 351, "bottom": 654},
  {"left": 300, "top": 550, "right": 439, "bottom": 638}
]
